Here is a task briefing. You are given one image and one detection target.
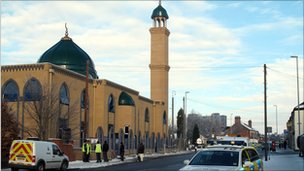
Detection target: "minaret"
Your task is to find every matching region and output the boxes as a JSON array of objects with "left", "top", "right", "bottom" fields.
[{"left": 149, "top": 2, "right": 170, "bottom": 109}]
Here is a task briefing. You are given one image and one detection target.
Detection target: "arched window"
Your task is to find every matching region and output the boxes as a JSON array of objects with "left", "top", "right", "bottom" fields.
[
  {"left": 24, "top": 78, "right": 42, "bottom": 101},
  {"left": 60, "top": 83, "right": 69, "bottom": 105},
  {"left": 81, "top": 89, "right": 86, "bottom": 108},
  {"left": 145, "top": 108, "right": 149, "bottom": 123},
  {"left": 118, "top": 91, "right": 134, "bottom": 106},
  {"left": 163, "top": 111, "right": 166, "bottom": 124},
  {"left": 108, "top": 94, "right": 115, "bottom": 112},
  {"left": 2, "top": 79, "right": 19, "bottom": 102}
]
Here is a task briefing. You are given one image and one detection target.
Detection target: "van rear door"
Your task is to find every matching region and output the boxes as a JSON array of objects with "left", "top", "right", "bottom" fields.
[{"left": 9, "top": 141, "right": 35, "bottom": 166}]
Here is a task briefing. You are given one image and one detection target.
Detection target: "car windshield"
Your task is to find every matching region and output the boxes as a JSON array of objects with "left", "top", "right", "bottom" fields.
[
  {"left": 217, "top": 140, "right": 247, "bottom": 146},
  {"left": 189, "top": 150, "right": 239, "bottom": 166}
]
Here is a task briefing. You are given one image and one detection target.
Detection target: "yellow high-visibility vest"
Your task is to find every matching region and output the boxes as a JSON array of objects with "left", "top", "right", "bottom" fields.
[{"left": 95, "top": 144, "right": 102, "bottom": 153}]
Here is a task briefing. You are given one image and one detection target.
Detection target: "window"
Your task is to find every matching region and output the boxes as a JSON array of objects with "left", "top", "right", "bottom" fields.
[
  {"left": 189, "top": 151, "right": 239, "bottom": 166},
  {"left": 162, "top": 111, "right": 166, "bottom": 124},
  {"left": 2, "top": 80, "right": 19, "bottom": 102},
  {"left": 52, "top": 144, "right": 60, "bottom": 155},
  {"left": 108, "top": 94, "right": 115, "bottom": 112},
  {"left": 247, "top": 149, "right": 259, "bottom": 161},
  {"left": 145, "top": 108, "right": 149, "bottom": 122},
  {"left": 60, "top": 83, "right": 69, "bottom": 105},
  {"left": 24, "top": 78, "right": 42, "bottom": 101},
  {"left": 81, "top": 89, "right": 86, "bottom": 108}
]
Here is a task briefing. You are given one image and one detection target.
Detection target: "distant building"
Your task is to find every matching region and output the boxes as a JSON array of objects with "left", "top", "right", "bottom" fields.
[
  {"left": 226, "top": 116, "right": 259, "bottom": 139},
  {"left": 286, "top": 102, "right": 304, "bottom": 150}
]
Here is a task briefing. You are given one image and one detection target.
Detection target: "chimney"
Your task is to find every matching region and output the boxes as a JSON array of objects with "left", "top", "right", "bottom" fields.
[
  {"left": 248, "top": 120, "right": 252, "bottom": 128},
  {"left": 235, "top": 116, "right": 241, "bottom": 125}
]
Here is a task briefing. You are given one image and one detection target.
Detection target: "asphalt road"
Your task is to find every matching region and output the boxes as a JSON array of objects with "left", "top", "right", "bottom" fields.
[{"left": 80, "top": 152, "right": 195, "bottom": 171}]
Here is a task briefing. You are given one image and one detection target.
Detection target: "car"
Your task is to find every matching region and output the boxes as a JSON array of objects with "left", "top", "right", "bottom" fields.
[
  {"left": 9, "top": 139, "right": 69, "bottom": 171},
  {"left": 179, "top": 145, "right": 263, "bottom": 171}
]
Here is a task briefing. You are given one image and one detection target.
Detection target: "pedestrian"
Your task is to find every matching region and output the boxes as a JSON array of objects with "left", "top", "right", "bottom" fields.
[
  {"left": 82, "top": 140, "right": 87, "bottom": 162},
  {"left": 120, "top": 142, "right": 125, "bottom": 161},
  {"left": 102, "top": 140, "right": 109, "bottom": 162},
  {"left": 137, "top": 142, "right": 145, "bottom": 162},
  {"left": 284, "top": 140, "right": 287, "bottom": 150},
  {"left": 95, "top": 141, "right": 102, "bottom": 163},
  {"left": 86, "top": 140, "right": 91, "bottom": 162}
]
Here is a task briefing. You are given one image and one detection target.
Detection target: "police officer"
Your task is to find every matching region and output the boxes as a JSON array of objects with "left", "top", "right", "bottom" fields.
[
  {"left": 95, "top": 141, "right": 102, "bottom": 163},
  {"left": 86, "top": 140, "right": 91, "bottom": 162},
  {"left": 82, "top": 140, "right": 87, "bottom": 162}
]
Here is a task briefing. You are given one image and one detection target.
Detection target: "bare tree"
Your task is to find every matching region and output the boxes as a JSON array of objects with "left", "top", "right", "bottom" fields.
[
  {"left": 22, "top": 77, "right": 79, "bottom": 142},
  {"left": 1, "top": 102, "right": 20, "bottom": 166}
]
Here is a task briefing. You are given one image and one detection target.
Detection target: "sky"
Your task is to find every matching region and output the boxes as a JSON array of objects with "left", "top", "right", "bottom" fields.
[{"left": 1, "top": 0, "right": 303, "bottom": 134}]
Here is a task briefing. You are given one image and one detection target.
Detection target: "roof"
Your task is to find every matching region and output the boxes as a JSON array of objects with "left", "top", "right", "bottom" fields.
[
  {"left": 151, "top": 5, "right": 169, "bottom": 19},
  {"left": 37, "top": 35, "right": 98, "bottom": 79},
  {"left": 241, "top": 122, "right": 258, "bottom": 132}
]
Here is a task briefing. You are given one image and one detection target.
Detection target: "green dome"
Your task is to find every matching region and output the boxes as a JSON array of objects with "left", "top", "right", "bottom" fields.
[
  {"left": 151, "top": 5, "right": 169, "bottom": 19},
  {"left": 118, "top": 92, "right": 135, "bottom": 106},
  {"left": 38, "top": 36, "right": 98, "bottom": 79}
]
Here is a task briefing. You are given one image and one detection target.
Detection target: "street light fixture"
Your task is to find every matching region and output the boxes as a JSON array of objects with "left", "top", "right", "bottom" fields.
[
  {"left": 291, "top": 55, "right": 301, "bottom": 137},
  {"left": 273, "top": 105, "right": 278, "bottom": 134}
]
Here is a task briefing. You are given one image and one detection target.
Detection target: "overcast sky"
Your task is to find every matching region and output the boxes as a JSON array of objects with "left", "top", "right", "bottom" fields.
[{"left": 1, "top": 1, "right": 303, "bottom": 134}]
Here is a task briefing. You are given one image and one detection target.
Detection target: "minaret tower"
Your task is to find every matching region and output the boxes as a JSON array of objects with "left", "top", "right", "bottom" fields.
[{"left": 149, "top": 1, "right": 170, "bottom": 110}]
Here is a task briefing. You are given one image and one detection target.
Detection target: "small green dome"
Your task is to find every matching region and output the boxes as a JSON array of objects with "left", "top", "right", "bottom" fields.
[
  {"left": 151, "top": 5, "right": 169, "bottom": 19},
  {"left": 118, "top": 92, "right": 135, "bottom": 106},
  {"left": 38, "top": 36, "right": 98, "bottom": 79}
]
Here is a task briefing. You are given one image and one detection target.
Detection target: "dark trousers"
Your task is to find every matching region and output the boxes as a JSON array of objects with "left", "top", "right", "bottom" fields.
[
  {"left": 96, "top": 152, "right": 101, "bottom": 162},
  {"left": 82, "top": 152, "right": 86, "bottom": 162},
  {"left": 120, "top": 152, "right": 124, "bottom": 161},
  {"left": 86, "top": 153, "right": 90, "bottom": 162},
  {"left": 103, "top": 151, "right": 108, "bottom": 162}
]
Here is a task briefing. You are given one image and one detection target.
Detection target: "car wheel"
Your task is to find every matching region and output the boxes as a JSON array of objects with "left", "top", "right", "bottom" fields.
[
  {"left": 36, "top": 162, "right": 45, "bottom": 171},
  {"left": 60, "top": 161, "right": 69, "bottom": 171}
]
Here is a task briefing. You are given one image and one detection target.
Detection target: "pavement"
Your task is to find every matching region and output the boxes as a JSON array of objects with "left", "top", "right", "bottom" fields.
[
  {"left": 263, "top": 148, "right": 304, "bottom": 171},
  {"left": 2, "top": 151, "right": 192, "bottom": 170}
]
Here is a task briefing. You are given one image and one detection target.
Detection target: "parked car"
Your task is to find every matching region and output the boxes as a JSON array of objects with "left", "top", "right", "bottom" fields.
[
  {"left": 179, "top": 145, "right": 263, "bottom": 171},
  {"left": 9, "top": 139, "right": 69, "bottom": 171}
]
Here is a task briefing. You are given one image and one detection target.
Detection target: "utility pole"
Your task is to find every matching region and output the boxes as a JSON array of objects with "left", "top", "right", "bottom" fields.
[
  {"left": 264, "top": 64, "right": 268, "bottom": 161},
  {"left": 84, "top": 60, "right": 89, "bottom": 140}
]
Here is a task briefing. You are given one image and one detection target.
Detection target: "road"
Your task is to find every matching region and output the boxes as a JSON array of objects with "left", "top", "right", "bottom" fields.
[{"left": 80, "top": 152, "right": 195, "bottom": 171}]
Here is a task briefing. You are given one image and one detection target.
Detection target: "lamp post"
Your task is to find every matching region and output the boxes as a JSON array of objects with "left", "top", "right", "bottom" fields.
[
  {"left": 273, "top": 105, "right": 278, "bottom": 134},
  {"left": 172, "top": 90, "right": 176, "bottom": 139},
  {"left": 183, "top": 91, "right": 190, "bottom": 147},
  {"left": 291, "top": 56, "right": 301, "bottom": 137}
]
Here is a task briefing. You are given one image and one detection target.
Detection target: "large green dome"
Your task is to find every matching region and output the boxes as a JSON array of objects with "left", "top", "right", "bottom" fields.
[
  {"left": 38, "top": 35, "right": 98, "bottom": 79},
  {"left": 151, "top": 4, "right": 169, "bottom": 19}
]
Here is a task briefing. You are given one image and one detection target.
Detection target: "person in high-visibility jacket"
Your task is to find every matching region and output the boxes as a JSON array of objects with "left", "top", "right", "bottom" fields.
[
  {"left": 86, "top": 140, "right": 91, "bottom": 162},
  {"left": 82, "top": 140, "right": 87, "bottom": 162},
  {"left": 95, "top": 141, "right": 102, "bottom": 163}
]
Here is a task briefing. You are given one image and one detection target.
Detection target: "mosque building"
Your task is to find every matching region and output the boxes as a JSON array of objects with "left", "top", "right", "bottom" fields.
[{"left": 1, "top": 3, "right": 170, "bottom": 154}]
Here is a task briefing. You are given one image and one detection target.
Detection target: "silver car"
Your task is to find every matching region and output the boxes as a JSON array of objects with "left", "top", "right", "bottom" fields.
[{"left": 179, "top": 145, "right": 263, "bottom": 171}]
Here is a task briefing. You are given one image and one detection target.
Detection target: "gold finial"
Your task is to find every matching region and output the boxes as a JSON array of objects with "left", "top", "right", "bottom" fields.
[
  {"left": 65, "top": 23, "right": 69, "bottom": 37},
  {"left": 62, "top": 23, "right": 72, "bottom": 40}
]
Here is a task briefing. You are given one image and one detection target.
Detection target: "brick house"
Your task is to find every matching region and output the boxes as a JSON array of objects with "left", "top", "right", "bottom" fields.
[{"left": 226, "top": 116, "right": 259, "bottom": 139}]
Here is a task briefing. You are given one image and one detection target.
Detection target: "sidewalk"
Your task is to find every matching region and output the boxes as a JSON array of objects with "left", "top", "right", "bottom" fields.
[
  {"left": 263, "top": 148, "right": 304, "bottom": 171},
  {"left": 2, "top": 151, "right": 192, "bottom": 170}
]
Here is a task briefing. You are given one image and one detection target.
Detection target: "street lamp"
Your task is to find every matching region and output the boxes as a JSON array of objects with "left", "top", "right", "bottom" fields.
[
  {"left": 291, "top": 55, "right": 301, "bottom": 137},
  {"left": 273, "top": 105, "right": 278, "bottom": 134},
  {"left": 183, "top": 91, "right": 190, "bottom": 145},
  {"left": 172, "top": 90, "right": 176, "bottom": 139}
]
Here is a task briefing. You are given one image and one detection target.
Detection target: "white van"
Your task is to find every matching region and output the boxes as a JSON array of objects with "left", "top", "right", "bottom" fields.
[{"left": 8, "top": 140, "right": 69, "bottom": 171}]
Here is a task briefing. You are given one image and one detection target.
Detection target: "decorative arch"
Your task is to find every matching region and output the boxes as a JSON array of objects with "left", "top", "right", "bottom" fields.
[
  {"left": 59, "top": 83, "right": 69, "bottom": 105},
  {"left": 2, "top": 79, "right": 19, "bottom": 102},
  {"left": 23, "top": 77, "right": 42, "bottom": 101},
  {"left": 163, "top": 111, "right": 167, "bottom": 124},
  {"left": 118, "top": 91, "right": 134, "bottom": 106},
  {"left": 108, "top": 94, "right": 115, "bottom": 112},
  {"left": 145, "top": 108, "right": 149, "bottom": 123}
]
